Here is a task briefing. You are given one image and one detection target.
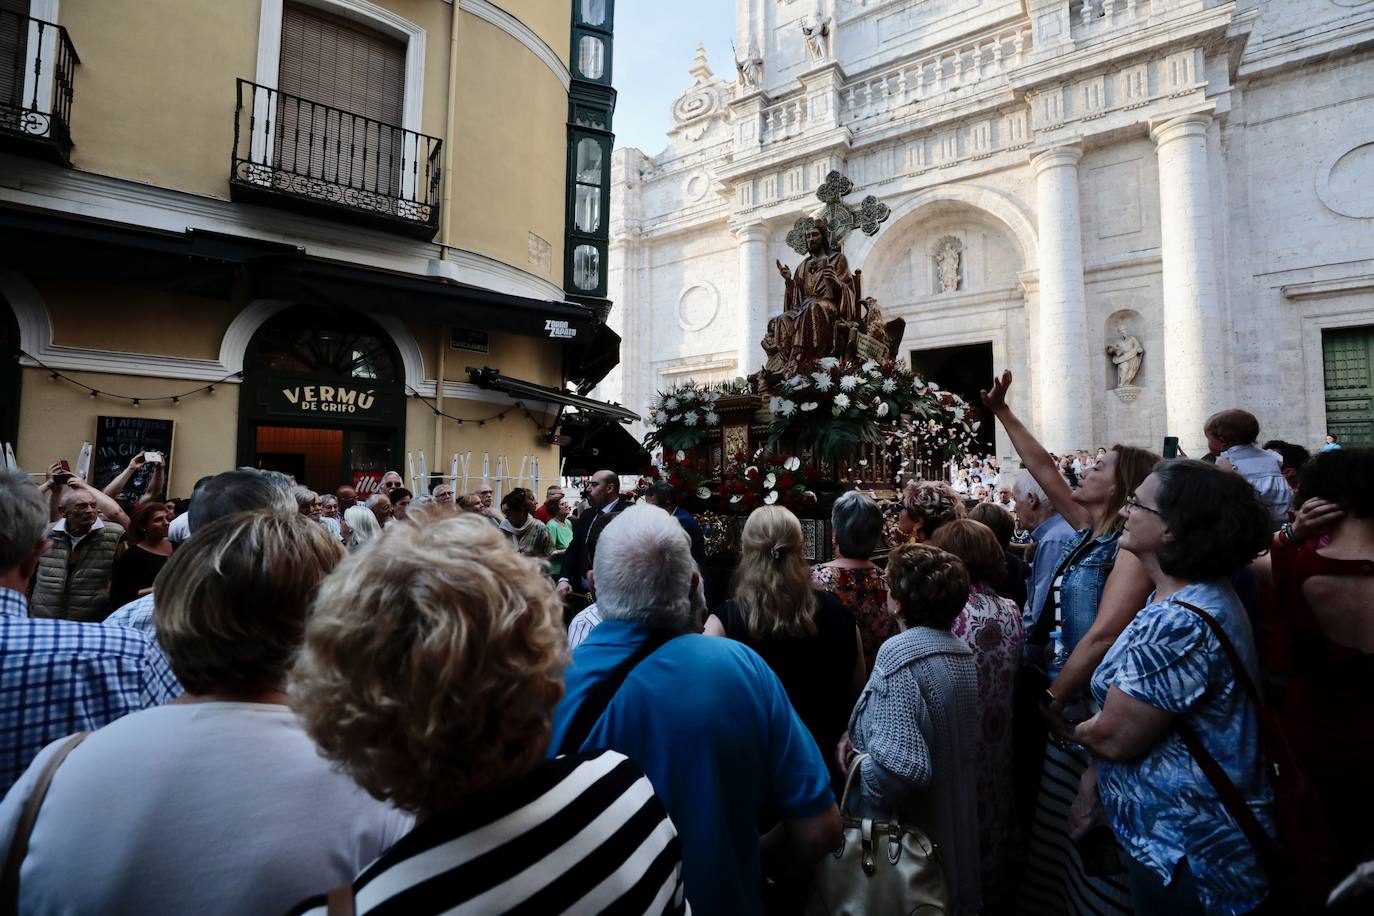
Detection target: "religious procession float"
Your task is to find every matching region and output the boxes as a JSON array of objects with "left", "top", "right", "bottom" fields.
[{"left": 638, "top": 172, "right": 976, "bottom": 564}]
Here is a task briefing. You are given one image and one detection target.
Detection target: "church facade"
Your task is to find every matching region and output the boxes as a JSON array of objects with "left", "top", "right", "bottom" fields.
[{"left": 602, "top": 0, "right": 1374, "bottom": 457}]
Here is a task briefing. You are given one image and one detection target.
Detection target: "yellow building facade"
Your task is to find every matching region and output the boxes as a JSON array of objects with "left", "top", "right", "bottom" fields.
[{"left": 0, "top": 0, "right": 627, "bottom": 499}]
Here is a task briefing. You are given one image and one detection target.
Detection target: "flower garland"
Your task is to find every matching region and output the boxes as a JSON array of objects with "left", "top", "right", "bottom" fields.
[
  {"left": 643, "top": 382, "right": 726, "bottom": 452},
  {"left": 636, "top": 450, "right": 713, "bottom": 502},
  {"left": 709, "top": 451, "right": 819, "bottom": 514},
  {"left": 765, "top": 356, "right": 976, "bottom": 463}
]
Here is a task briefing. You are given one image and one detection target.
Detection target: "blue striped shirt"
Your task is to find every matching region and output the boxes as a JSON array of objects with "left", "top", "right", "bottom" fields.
[{"left": 0, "top": 588, "right": 182, "bottom": 792}]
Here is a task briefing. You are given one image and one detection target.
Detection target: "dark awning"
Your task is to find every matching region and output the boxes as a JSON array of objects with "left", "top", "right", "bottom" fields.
[
  {"left": 466, "top": 366, "right": 639, "bottom": 424},
  {"left": 560, "top": 414, "right": 651, "bottom": 477},
  {"left": 0, "top": 209, "right": 612, "bottom": 353}
]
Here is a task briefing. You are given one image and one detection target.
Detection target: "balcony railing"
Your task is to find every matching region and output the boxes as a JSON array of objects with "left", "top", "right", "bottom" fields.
[
  {"left": 230, "top": 79, "right": 442, "bottom": 239},
  {"left": 0, "top": 10, "right": 79, "bottom": 164}
]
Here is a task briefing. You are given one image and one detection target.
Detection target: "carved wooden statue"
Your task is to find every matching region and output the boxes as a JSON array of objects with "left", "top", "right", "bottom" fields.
[{"left": 759, "top": 171, "right": 896, "bottom": 380}]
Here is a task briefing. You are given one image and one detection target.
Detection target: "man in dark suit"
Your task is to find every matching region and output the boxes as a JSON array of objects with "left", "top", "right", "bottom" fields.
[{"left": 557, "top": 469, "right": 623, "bottom": 598}]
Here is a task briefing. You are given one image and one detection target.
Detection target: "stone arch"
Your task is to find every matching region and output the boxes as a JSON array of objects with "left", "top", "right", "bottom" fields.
[
  {"left": 220, "top": 300, "right": 426, "bottom": 390},
  {"left": 844, "top": 182, "right": 1039, "bottom": 272}
]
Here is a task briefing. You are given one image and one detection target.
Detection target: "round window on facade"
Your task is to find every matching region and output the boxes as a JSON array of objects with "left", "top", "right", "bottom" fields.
[
  {"left": 578, "top": 35, "right": 605, "bottom": 80},
  {"left": 573, "top": 244, "right": 601, "bottom": 291}
]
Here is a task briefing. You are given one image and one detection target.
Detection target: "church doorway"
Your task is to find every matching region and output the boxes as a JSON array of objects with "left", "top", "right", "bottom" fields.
[
  {"left": 1322, "top": 325, "right": 1374, "bottom": 445},
  {"left": 910, "top": 342, "right": 996, "bottom": 455}
]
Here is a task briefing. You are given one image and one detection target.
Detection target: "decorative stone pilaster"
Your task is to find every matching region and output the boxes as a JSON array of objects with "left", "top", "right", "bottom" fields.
[
  {"left": 1030, "top": 144, "right": 1093, "bottom": 452},
  {"left": 734, "top": 222, "right": 770, "bottom": 376},
  {"left": 1151, "top": 111, "right": 1224, "bottom": 454}
]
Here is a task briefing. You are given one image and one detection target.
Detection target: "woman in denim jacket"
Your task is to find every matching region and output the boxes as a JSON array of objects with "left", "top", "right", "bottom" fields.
[{"left": 981, "top": 370, "right": 1158, "bottom": 916}]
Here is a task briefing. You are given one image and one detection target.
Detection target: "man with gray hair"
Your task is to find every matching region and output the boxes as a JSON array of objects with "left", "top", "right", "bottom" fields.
[
  {"left": 106, "top": 470, "right": 297, "bottom": 635},
  {"left": 550, "top": 503, "right": 840, "bottom": 915},
  {"left": 1009, "top": 469, "right": 1075, "bottom": 638},
  {"left": 0, "top": 470, "right": 180, "bottom": 791}
]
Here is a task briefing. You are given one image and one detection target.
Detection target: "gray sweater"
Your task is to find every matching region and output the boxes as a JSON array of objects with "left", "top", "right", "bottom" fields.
[{"left": 848, "top": 625, "right": 981, "bottom": 916}]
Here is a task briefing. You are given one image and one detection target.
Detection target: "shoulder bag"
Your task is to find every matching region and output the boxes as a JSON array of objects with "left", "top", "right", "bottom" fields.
[
  {"left": 1, "top": 731, "right": 90, "bottom": 916},
  {"left": 1174, "top": 600, "right": 1333, "bottom": 914},
  {"left": 803, "top": 753, "right": 949, "bottom": 916}
]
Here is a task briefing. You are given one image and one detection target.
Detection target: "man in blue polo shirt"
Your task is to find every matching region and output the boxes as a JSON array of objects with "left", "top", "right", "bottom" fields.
[{"left": 550, "top": 503, "right": 839, "bottom": 916}]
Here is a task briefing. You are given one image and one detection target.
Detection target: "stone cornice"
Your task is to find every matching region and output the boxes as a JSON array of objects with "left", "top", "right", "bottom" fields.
[
  {"left": 1006, "top": 2, "right": 1239, "bottom": 93},
  {"left": 1237, "top": 9, "right": 1374, "bottom": 81},
  {"left": 1281, "top": 275, "right": 1374, "bottom": 301}
]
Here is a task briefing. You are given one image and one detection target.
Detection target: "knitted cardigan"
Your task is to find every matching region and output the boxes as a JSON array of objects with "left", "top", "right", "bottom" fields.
[{"left": 848, "top": 625, "right": 981, "bottom": 916}]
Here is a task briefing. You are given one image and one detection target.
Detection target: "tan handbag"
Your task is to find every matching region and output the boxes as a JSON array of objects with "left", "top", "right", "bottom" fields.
[{"left": 803, "top": 753, "right": 949, "bottom": 916}]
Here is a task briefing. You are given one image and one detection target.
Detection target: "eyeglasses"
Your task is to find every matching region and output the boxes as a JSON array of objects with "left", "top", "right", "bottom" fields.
[{"left": 1124, "top": 495, "right": 1163, "bottom": 518}]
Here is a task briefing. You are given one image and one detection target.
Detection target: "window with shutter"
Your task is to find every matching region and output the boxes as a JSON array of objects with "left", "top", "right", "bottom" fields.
[
  {"left": 275, "top": 3, "right": 405, "bottom": 199},
  {"left": 0, "top": 0, "right": 30, "bottom": 111}
]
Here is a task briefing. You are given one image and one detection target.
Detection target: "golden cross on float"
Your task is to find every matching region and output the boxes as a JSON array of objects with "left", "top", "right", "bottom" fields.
[{"left": 765, "top": 171, "right": 899, "bottom": 381}]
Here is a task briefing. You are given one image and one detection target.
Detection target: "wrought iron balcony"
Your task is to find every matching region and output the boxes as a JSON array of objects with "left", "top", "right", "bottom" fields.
[
  {"left": 0, "top": 10, "right": 79, "bottom": 164},
  {"left": 230, "top": 79, "right": 442, "bottom": 239}
]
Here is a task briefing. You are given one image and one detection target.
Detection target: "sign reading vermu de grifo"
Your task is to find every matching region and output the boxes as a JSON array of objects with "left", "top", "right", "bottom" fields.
[{"left": 280, "top": 383, "right": 377, "bottom": 414}]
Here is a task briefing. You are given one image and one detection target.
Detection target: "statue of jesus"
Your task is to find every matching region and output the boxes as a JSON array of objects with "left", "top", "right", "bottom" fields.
[{"left": 775, "top": 222, "right": 855, "bottom": 368}]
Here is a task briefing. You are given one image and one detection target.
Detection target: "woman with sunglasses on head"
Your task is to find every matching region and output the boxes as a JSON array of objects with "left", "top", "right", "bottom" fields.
[
  {"left": 1046, "top": 460, "right": 1275, "bottom": 915},
  {"left": 980, "top": 370, "right": 1158, "bottom": 916}
]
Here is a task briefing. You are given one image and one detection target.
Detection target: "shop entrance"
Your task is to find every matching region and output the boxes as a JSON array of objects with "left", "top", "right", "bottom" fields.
[
  {"left": 238, "top": 306, "right": 405, "bottom": 493},
  {"left": 910, "top": 341, "right": 996, "bottom": 455}
]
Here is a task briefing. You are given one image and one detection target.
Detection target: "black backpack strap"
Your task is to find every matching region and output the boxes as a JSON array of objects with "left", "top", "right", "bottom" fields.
[{"left": 556, "top": 628, "right": 679, "bottom": 757}]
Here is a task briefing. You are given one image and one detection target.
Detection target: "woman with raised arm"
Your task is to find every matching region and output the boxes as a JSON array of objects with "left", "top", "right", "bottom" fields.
[{"left": 980, "top": 370, "right": 1158, "bottom": 916}]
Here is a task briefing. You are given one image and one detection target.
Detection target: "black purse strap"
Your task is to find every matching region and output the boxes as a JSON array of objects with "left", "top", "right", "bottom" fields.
[
  {"left": 1172, "top": 600, "right": 1285, "bottom": 878},
  {"left": 556, "top": 628, "right": 679, "bottom": 757}
]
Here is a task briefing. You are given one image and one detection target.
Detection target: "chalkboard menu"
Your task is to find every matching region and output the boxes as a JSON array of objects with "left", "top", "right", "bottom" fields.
[{"left": 93, "top": 416, "right": 174, "bottom": 501}]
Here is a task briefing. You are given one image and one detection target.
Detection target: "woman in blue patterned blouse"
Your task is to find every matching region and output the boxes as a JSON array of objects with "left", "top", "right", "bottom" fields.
[{"left": 1047, "top": 460, "right": 1276, "bottom": 915}]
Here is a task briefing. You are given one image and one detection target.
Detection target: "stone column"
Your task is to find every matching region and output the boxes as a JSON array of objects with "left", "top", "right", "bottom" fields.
[
  {"left": 734, "top": 222, "right": 770, "bottom": 376},
  {"left": 1030, "top": 144, "right": 1093, "bottom": 452},
  {"left": 1151, "top": 111, "right": 1223, "bottom": 453}
]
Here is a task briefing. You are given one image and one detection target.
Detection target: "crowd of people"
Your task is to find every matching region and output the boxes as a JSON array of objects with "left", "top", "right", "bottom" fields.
[{"left": 0, "top": 374, "right": 1370, "bottom": 915}]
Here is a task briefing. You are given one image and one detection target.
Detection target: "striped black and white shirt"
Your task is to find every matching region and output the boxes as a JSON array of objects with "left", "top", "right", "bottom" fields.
[{"left": 288, "top": 749, "right": 688, "bottom": 915}]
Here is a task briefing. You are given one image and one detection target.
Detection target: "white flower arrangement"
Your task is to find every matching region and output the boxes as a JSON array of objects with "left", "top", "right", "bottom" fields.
[
  {"left": 763, "top": 472, "right": 776, "bottom": 488},
  {"left": 801, "top": 401, "right": 819, "bottom": 411},
  {"left": 780, "top": 399, "right": 797, "bottom": 416},
  {"left": 839, "top": 374, "right": 859, "bottom": 391},
  {"left": 811, "top": 372, "right": 834, "bottom": 391},
  {"left": 665, "top": 396, "right": 679, "bottom": 410},
  {"left": 764, "top": 490, "right": 779, "bottom": 505},
  {"left": 683, "top": 412, "right": 698, "bottom": 426},
  {"left": 833, "top": 393, "right": 851, "bottom": 410},
  {"left": 705, "top": 411, "right": 720, "bottom": 426},
  {"left": 818, "top": 357, "right": 840, "bottom": 369}
]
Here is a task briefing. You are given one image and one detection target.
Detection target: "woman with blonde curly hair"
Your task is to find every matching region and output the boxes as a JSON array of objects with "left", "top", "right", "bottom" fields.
[
  {"left": 287, "top": 510, "right": 687, "bottom": 915},
  {"left": 705, "top": 505, "right": 865, "bottom": 787},
  {"left": 839, "top": 543, "right": 983, "bottom": 915},
  {"left": 898, "top": 479, "right": 968, "bottom": 543}
]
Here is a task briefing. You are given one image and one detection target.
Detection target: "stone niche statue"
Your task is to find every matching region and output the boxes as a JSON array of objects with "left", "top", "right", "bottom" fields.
[
  {"left": 800, "top": 10, "right": 831, "bottom": 63},
  {"left": 1106, "top": 323, "right": 1144, "bottom": 388},
  {"left": 735, "top": 42, "right": 763, "bottom": 90},
  {"left": 932, "top": 236, "right": 962, "bottom": 293}
]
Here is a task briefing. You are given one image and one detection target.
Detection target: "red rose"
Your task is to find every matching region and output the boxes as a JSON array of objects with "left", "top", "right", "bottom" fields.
[
  {"left": 681, "top": 458, "right": 692, "bottom": 468},
  {"left": 780, "top": 475, "right": 795, "bottom": 489},
  {"left": 805, "top": 467, "right": 819, "bottom": 481},
  {"left": 746, "top": 467, "right": 759, "bottom": 479},
  {"left": 768, "top": 454, "right": 783, "bottom": 465},
  {"left": 670, "top": 475, "right": 682, "bottom": 486}
]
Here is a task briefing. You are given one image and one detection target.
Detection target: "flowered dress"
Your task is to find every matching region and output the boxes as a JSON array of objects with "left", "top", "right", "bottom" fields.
[
  {"left": 810, "top": 563, "right": 896, "bottom": 672},
  {"left": 950, "top": 582, "right": 1024, "bottom": 913}
]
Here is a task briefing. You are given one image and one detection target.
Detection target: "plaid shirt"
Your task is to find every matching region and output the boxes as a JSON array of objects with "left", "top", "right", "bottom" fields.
[
  {"left": 0, "top": 588, "right": 182, "bottom": 793},
  {"left": 104, "top": 592, "right": 157, "bottom": 636}
]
